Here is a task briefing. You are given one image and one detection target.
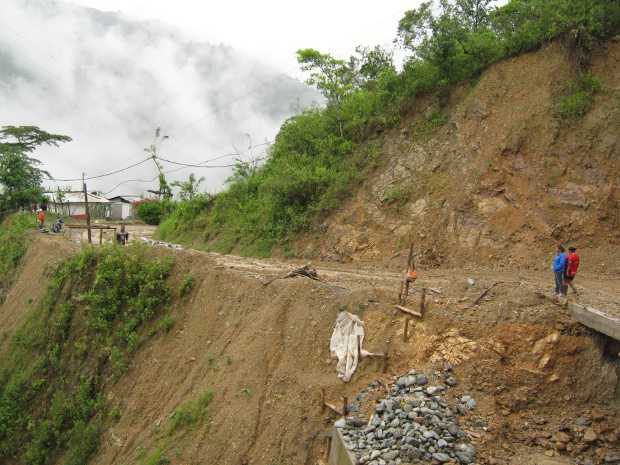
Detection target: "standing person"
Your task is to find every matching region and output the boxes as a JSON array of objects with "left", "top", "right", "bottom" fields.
[
  {"left": 116, "top": 223, "right": 129, "bottom": 246},
  {"left": 36, "top": 208, "right": 45, "bottom": 229},
  {"left": 565, "top": 246, "right": 580, "bottom": 296},
  {"left": 552, "top": 245, "right": 567, "bottom": 299}
]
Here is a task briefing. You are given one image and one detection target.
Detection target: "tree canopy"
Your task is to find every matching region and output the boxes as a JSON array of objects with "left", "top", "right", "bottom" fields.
[{"left": 0, "top": 126, "right": 71, "bottom": 211}]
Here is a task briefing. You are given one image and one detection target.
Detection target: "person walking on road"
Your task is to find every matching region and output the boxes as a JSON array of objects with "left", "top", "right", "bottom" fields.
[
  {"left": 552, "top": 245, "right": 568, "bottom": 299},
  {"left": 564, "top": 246, "right": 580, "bottom": 296}
]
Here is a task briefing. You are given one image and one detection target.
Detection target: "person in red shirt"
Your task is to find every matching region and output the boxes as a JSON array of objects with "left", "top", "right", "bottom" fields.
[{"left": 565, "top": 246, "right": 580, "bottom": 295}]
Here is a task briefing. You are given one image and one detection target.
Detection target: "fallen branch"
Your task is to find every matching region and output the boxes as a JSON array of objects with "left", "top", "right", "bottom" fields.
[
  {"left": 469, "top": 281, "right": 503, "bottom": 308},
  {"left": 395, "top": 305, "right": 422, "bottom": 318},
  {"left": 428, "top": 287, "right": 443, "bottom": 295},
  {"left": 263, "top": 263, "right": 320, "bottom": 286}
]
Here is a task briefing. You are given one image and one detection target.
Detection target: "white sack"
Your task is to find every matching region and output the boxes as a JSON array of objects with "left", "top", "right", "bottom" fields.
[{"left": 330, "top": 311, "right": 366, "bottom": 382}]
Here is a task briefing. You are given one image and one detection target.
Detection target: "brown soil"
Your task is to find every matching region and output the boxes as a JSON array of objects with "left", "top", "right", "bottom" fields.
[{"left": 2, "top": 235, "right": 617, "bottom": 465}]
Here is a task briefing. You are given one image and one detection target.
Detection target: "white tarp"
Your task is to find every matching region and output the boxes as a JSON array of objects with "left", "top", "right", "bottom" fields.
[{"left": 330, "top": 311, "right": 367, "bottom": 382}]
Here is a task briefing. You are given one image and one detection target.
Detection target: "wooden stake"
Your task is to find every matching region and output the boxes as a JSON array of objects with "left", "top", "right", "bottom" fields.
[
  {"left": 404, "top": 318, "right": 410, "bottom": 342},
  {"left": 382, "top": 351, "right": 389, "bottom": 373},
  {"left": 357, "top": 335, "right": 362, "bottom": 361},
  {"left": 420, "top": 287, "right": 427, "bottom": 317},
  {"left": 99, "top": 228, "right": 103, "bottom": 245},
  {"left": 342, "top": 397, "right": 348, "bottom": 417},
  {"left": 321, "top": 388, "right": 326, "bottom": 413}
]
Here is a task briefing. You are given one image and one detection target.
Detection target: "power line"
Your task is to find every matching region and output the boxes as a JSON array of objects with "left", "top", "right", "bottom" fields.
[
  {"left": 45, "top": 157, "right": 152, "bottom": 182},
  {"left": 102, "top": 146, "right": 270, "bottom": 196}
]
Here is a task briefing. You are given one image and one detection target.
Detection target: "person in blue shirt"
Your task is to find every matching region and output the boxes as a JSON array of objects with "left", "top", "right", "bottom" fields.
[{"left": 552, "top": 245, "right": 568, "bottom": 298}]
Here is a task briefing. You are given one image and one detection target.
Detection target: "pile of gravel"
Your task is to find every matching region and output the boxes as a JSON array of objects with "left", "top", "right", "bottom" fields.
[{"left": 335, "top": 370, "right": 476, "bottom": 465}]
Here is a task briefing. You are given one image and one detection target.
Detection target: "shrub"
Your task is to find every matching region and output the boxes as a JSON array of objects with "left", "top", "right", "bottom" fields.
[
  {"left": 179, "top": 274, "right": 195, "bottom": 297},
  {"left": 168, "top": 391, "right": 214, "bottom": 434},
  {"left": 556, "top": 73, "right": 602, "bottom": 120},
  {"left": 136, "top": 200, "right": 172, "bottom": 225}
]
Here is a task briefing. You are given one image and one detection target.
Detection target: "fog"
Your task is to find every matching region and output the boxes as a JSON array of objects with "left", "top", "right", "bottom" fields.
[{"left": 0, "top": 0, "right": 317, "bottom": 197}]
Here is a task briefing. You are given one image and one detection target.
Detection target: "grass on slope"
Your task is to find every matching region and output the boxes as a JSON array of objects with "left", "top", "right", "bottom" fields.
[
  {"left": 0, "top": 244, "right": 175, "bottom": 465},
  {"left": 0, "top": 213, "right": 36, "bottom": 302}
]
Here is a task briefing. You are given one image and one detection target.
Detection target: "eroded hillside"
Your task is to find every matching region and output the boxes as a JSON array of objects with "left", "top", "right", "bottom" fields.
[
  {"left": 0, "top": 234, "right": 618, "bottom": 465},
  {"left": 296, "top": 40, "right": 620, "bottom": 271}
]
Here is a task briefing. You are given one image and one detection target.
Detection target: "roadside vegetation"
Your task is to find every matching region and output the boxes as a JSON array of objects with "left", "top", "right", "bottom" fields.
[
  {"left": 0, "top": 244, "right": 173, "bottom": 465},
  {"left": 0, "top": 213, "right": 36, "bottom": 302},
  {"left": 147, "top": 0, "right": 620, "bottom": 255}
]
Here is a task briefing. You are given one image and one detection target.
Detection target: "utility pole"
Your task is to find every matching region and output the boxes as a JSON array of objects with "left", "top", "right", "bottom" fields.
[
  {"left": 145, "top": 127, "right": 170, "bottom": 200},
  {"left": 82, "top": 172, "right": 92, "bottom": 244}
]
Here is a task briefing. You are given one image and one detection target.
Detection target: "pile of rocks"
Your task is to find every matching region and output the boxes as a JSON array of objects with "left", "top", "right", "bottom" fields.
[{"left": 335, "top": 370, "right": 476, "bottom": 465}]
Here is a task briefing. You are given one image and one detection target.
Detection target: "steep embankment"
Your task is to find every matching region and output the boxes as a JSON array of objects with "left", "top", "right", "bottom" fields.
[
  {"left": 0, "top": 235, "right": 618, "bottom": 465},
  {"left": 297, "top": 40, "right": 620, "bottom": 271}
]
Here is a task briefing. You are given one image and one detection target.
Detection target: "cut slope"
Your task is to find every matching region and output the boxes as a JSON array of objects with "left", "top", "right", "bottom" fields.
[{"left": 296, "top": 40, "right": 620, "bottom": 271}]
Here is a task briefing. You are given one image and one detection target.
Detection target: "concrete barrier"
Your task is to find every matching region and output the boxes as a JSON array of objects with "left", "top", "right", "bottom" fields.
[
  {"left": 329, "top": 426, "right": 357, "bottom": 465},
  {"left": 568, "top": 302, "right": 620, "bottom": 341}
]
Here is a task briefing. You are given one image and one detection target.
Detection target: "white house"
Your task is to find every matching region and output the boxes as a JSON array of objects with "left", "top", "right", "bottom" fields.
[
  {"left": 107, "top": 196, "right": 135, "bottom": 221},
  {"left": 44, "top": 191, "right": 111, "bottom": 219}
]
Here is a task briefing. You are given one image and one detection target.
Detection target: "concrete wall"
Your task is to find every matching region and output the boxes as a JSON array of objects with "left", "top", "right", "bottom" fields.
[{"left": 329, "top": 427, "right": 357, "bottom": 465}]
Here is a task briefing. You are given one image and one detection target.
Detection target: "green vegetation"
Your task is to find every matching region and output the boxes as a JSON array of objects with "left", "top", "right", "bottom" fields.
[
  {"left": 134, "top": 390, "right": 214, "bottom": 465},
  {"left": 138, "top": 447, "right": 170, "bottom": 465},
  {"left": 0, "top": 126, "right": 71, "bottom": 212},
  {"left": 383, "top": 185, "right": 414, "bottom": 208},
  {"left": 179, "top": 274, "right": 195, "bottom": 297},
  {"left": 0, "top": 213, "right": 36, "bottom": 301},
  {"left": 556, "top": 73, "right": 602, "bottom": 121},
  {"left": 0, "top": 244, "right": 173, "bottom": 465},
  {"left": 168, "top": 391, "right": 214, "bottom": 434},
  {"left": 154, "top": 0, "right": 619, "bottom": 256},
  {"left": 136, "top": 199, "right": 172, "bottom": 225}
]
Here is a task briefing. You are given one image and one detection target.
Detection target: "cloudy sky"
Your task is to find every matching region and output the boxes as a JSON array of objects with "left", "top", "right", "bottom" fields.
[
  {"left": 66, "top": 0, "right": 416, "bottom": 76},
  {"left": 1, "top": 0, "right": 418, "bottom": 197}
]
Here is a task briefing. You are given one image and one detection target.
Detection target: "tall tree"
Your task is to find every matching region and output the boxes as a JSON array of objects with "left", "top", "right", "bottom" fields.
[
  {"left": 0, "top": 126, "right": 71, "bottom": 210},
  {"left": 296, "top": 48, "right": 358, "bottom": 105}
]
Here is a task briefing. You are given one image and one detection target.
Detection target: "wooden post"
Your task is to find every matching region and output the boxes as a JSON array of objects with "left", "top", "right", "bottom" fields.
[
  {"left": 342, "top": 397, "right": 348, "bottom": 417},
  {"left": 82, "top": 173, "right": 92, "bottom": 244},
  {"left": 321, "top": 388, "right": 326, "bottom": 413},
  {"left": 357, "top": 335, "right": 362, "bottom": 361},
  {"left": 99, "top": 228, "right": 103, "bottom": 245},
  {"left": 382, "top": 351, "right": 389, "bottom": 373},
  {"left": 420, "top": 287, "right": 427, "bottom": 317},
  {"left": 404, "top": 318, "right": 410, "bottom": 342}
]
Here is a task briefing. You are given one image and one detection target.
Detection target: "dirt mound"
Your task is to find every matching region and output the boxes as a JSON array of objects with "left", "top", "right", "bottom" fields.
[{"left": 294, "top": 40, "right": 620, "bottom": 273}]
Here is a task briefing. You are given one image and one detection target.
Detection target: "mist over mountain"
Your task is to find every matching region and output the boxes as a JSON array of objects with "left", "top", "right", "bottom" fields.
[{"left": 0, "top": 0, "right": 318, "bottom": 196}]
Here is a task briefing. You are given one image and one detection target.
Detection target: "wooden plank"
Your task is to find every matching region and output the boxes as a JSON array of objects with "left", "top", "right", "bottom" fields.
[
  {"left": 324, "top": 402, "right": 343, "bottom": 416},
  {"left": 568, "top": 302, "right": 620, "bottom": 341},
  {"left": 395, "top": 305, "right": 422, "bottom": 318}
]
